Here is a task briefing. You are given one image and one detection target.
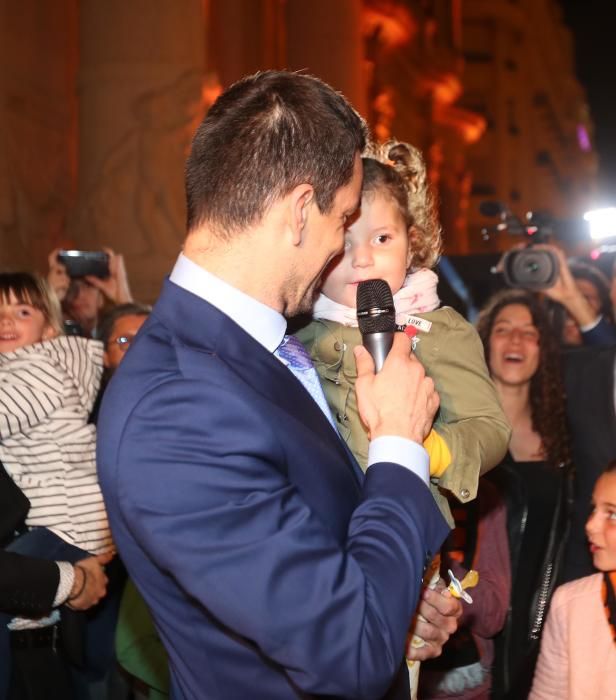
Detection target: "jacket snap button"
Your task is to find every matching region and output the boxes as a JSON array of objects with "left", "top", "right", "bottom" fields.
[{"left": 460, "top": 488, "right": 470, "bottom": 499}]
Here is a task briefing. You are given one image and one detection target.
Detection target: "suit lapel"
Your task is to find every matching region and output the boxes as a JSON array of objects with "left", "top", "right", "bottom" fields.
[
  {"left": 217, "top": 316, "right": 361, "bottom": 484},
  {"left": 153, "top": 280, "right": 362, "bottom": 486}
]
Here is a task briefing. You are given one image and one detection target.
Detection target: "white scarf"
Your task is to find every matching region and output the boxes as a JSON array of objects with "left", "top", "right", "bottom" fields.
[{"left": 313, "top": 268, "right": 440, "bottom": 327}]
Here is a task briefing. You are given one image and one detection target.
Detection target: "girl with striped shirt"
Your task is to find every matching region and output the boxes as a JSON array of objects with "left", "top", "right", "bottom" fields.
[
  {"left": 0, "top": 272, "right": 115, "bottom": 694},
  {"left": 0, "top": 272, "right": 112, "bottom": 557}
]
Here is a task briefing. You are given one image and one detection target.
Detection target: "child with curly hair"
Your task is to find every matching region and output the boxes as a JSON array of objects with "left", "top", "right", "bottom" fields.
[{"left": 296, "top": 140, "right": 510, "bottom": 524}]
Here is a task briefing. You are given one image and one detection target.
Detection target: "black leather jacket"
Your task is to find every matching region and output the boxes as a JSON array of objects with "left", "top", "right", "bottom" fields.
[
  {"left": 563, "top": 345, "right": 616, "bottom": 582},
  {"left": 0, "top": 460, "right": 29, "bottom": 547},
  {"left": 487, "top": 457, "right": 573, "bottom": 700},
  {"left": 0, "top": 461, "right": 60, "bottom": 616}
]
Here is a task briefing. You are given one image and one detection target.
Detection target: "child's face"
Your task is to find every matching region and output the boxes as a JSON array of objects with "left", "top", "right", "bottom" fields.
[
  {"left": 586, "top": 471, "right": 616, "bottom": 572},
  {"left": 320, "top": 189, "right": 411, "bottom": 308},
  {"left": 0, "top": 291, "right": 55, "bottom": 353}
]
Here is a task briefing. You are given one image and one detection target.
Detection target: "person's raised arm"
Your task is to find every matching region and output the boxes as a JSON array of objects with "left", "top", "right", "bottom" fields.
[
  {"left": 539, "top": 244, "right": 598, "bottom": 328},
  {"left": 84, "top": 247, "right": 133, "bottom": 306}
]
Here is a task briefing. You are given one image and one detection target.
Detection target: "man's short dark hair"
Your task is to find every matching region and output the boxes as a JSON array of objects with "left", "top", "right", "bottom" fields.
[{"left": 185, "top": 70, "right": 368, "bottom": 235}]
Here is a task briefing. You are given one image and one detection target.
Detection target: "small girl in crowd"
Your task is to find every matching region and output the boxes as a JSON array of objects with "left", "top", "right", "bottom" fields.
[
  {"left": 0, "top": 272, "right": 111, "bottom": 557},
  {"left": 0, "top": 272, "right": 112, "bottom": 694},
  {"left": 296, "top": 140, "right": 511, "bottom": 523},
  {"left": 530, "top": 460, "right": 616, "bottom": 699}
]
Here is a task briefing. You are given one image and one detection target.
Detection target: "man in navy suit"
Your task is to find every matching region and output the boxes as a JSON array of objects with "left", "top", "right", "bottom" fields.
[{"left": 97, "top": 70, "right": 456, "bottom": 700}]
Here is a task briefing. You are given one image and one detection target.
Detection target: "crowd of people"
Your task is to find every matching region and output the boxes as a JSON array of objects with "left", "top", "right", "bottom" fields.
[{"left": 2, "top": 69, "right": 616, "bottom": 700}]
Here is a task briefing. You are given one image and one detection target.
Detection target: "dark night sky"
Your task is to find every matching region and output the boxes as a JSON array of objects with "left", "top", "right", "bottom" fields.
[{"left": 560, "top": 0, "right": 616, "bottom": 202}]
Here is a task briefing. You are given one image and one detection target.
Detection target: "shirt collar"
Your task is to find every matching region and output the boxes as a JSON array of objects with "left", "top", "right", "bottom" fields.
[{"left": 169, "top": 253, "right": 286, "bottom": 353}]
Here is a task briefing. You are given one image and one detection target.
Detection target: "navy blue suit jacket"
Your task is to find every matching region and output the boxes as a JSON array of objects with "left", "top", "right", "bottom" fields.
[
  {"left": 581, "top": 315, "right": 616, "bottom": 346},
  {"left": 97, "top": 280, "right": 448, "bottom": 700}
]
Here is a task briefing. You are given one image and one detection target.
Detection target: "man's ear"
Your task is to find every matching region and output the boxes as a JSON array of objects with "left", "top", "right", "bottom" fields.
[{"left": 289, "top": 184, "right": 315, "bottom": 246}]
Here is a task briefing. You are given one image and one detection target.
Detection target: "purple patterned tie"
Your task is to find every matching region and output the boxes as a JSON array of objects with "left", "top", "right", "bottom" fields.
[{"left": 275, "top": 335, "right": 336, "bottom": 428}]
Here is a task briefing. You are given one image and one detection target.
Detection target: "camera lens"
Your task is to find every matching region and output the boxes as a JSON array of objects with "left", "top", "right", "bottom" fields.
[{"left": 502, "top": 249, "right": 560, "bottom": 290}]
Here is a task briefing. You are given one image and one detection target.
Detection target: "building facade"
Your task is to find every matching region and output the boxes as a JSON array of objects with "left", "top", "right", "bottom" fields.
[
  {"left": 460, "top": 0, "right": 597, "bottom": 253},
  {"left": 0, "top": 0, "right": 596, "bottom": 301}
]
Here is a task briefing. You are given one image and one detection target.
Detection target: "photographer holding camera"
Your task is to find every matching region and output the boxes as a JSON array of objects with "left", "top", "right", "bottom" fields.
[
  {"left": 531, "top": 243, "right": 616, "bottom": 347},
  {"left": 47, "top": 247, "right": 133, "bottom": 338},
  {"left": 483, "top": 203, "right": 616, "bottom": 347},
  {"left": 498, "top": 238, "right": 616, "bottom": 575}
]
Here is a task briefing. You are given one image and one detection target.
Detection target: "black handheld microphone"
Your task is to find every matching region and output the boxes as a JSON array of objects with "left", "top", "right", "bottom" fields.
[{"left": 356, "top": 279, "right": 396, "bottom": 372}]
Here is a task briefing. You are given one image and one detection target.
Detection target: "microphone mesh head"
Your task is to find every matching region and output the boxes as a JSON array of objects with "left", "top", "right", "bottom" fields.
[{"left": 356, "top": 279, "right": 396, "bottom": 334}]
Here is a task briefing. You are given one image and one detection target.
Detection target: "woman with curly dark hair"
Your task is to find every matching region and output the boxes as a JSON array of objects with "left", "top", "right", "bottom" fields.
[{"left": 476, "top": 289, "right": 573, "bottom": 700}]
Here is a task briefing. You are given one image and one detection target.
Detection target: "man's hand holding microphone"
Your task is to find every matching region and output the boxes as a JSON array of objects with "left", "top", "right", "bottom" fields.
[
  {"left": 353, "top": 278, "right": 438, "bottom": 444},
  {"left": 352, "top": 279, "right": 461, "bottom": 665}
]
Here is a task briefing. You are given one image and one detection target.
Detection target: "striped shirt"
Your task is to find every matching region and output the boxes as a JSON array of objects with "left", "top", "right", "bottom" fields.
[{"left": 0, "top": 335, "right": 112, "bottom": 554}]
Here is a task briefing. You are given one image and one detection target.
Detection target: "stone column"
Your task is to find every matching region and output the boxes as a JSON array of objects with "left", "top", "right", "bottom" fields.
[
  {"left": 76, "top": 0, "right": 207, "bottom": 302},
  {"left": 284, "top": 0, "right": 367, "bottom": 116},
  {"left": 0, "top": 0, "right": 78, "bottom": 272},
  {"left": 209, "top": 0, "right": 281, "bottom": 87}
]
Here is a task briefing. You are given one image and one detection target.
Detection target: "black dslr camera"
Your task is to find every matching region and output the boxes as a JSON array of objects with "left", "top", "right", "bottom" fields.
[{"left": 480, "top": 202, "right": 559, "bottom": 290}]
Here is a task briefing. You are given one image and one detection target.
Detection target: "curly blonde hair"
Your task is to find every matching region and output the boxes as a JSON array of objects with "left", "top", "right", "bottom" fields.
[{"left": 362, "top": 139, "right": 442, "bottom": 270}]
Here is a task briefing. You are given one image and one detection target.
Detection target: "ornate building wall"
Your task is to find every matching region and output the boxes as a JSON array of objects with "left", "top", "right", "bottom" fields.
[
  {"left": 460, "top": 0, "right": 597, "bottom": 253},
  {"left": 0, "top": 0, "right": 207, "bottom": 302},
  {"left": 0, "top": 0, "right": 79, "bottom": 273},
  {"left": 74, "top": 0, "right": 208, "bottom": 302},
  {"left": 0, "top": 0, "right": 598, "bottom": 300}
]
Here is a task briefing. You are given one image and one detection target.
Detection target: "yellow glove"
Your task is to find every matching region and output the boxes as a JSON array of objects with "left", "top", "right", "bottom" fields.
[{"left": 423, "top": 429, "right": 452, "bottom": 477}]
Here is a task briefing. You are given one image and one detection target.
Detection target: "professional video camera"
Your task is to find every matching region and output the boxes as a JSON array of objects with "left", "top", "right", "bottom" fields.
[{"left": 480, "top": 201, "right": 559, "bottom": 290}]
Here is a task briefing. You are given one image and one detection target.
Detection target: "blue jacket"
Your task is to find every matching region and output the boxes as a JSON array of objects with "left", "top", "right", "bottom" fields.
[
  {"left": 97, "top": 279, "right": 448, "bottom": 700},
  {"left": 582, "top": 316, "right": 616, "bottom": 346}
]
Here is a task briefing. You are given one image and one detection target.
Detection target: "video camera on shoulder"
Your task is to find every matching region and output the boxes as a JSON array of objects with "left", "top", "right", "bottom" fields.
[
  {"left": 480, "top": 202, "right": 559, "bottom": 290},
  {"left": 57, "top": 250, "right": 110, "bottom": 279}
]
